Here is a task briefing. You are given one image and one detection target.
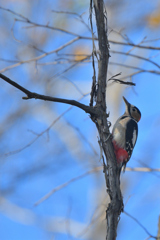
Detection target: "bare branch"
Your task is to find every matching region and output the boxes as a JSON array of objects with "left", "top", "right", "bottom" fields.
[
  {"left": 108, "top": 73, "right": 136, "bottom": 86},
  {"left": 66, "top": 120, "right": 99, "bottom": 156},
  {"left": 124, "top": 211, "right": 157, "bottom": 239},
  {"left": 34, "top": 166, "right": 102, "bottom": 206},
  {"left": 16, "top": 18, "right": 81, "bottom": 37},
  {"left": 109, "top": 39, "right": 160, "bottom": 51},
  {"left": 109, "top": 62, "right": 160, "bottom": 75},
  {"left": 52, "top": 9, "right": 80, "bottom": 16},
  {"left": 0, "top": 37, "right": 79, "bottom": 73},
  {"left": 0, "top": 73, "right": 99, "bottom": 116},
  {"left": 110, "top": 50, "right": 160, "bottom": 69},
  {"left": 1, "top": 103, "right": 79, "bottom": 157},
  {"left": 0, "top": 6, "right": 82, "bottom": 37},
  {"left": 126, "top": 167, "right": 160, "bottom": 173}
]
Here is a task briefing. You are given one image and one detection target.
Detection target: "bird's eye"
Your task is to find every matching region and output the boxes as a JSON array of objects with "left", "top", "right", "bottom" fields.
[{"left": 132, "top": 108, "right": 136, "bottom": 112}]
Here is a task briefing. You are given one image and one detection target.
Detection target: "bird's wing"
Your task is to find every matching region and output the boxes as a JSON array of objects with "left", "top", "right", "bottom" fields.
[{"left": 125, "top": 118, "right": 138, "bottom": 160}]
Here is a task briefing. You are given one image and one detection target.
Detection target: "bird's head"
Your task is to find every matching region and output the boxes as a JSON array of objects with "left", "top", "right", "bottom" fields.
[{"left": 123, "top": 96, "right": 141, "bottom": 122}]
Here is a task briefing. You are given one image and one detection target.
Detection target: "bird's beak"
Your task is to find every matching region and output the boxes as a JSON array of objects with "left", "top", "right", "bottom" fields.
[{"left": 123, "top": 96, "right": 130, "bottom": 107}]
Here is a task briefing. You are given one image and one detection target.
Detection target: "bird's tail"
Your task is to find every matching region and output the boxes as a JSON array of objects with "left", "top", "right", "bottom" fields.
[{"left": 117, "top": 161, "right": 127, "bottom": 176}]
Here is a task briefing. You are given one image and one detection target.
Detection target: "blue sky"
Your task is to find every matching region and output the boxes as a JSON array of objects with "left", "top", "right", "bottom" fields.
[{"left": 0, "top": 0, "right": 160, "bottom": 240}]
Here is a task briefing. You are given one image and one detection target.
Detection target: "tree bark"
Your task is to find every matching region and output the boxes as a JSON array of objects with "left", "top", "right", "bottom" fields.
[
  {"left": 157, "top": 216, "right": 160, "bottom": 239},
  {"left": 92, "top": 1, "right": 123, "bottom": 239}
]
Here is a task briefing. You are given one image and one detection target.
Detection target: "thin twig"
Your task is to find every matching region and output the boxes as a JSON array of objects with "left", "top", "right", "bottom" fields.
[
  {"left": 108, "top": 78, "right": 135, "bottom": 86},
  {"left": 109, "top": 62, "right": 160, "bottom": 75},
  {"left": 0, "top": 37, "right": 79, "bottom": 73},
  {"left": 66, "top": 120, "right": 99, "bottom": 156},
  {"left": 124, "top": 211, "right": 157, "bottom": 239},
  {"left": 110, "top": 50, "right": 160, "bottom": 69},
  {"left": 126, "top": 167, "right": 160, "bottom": 172},
  {"left": 1, "top": 94, "right": 88, "bottom": 157},
  {"left": 34, "top": 166, "right": 102, "bottom": 206},
  {"left": 109, "top": 39, "right": 160, "bottom": 50}
]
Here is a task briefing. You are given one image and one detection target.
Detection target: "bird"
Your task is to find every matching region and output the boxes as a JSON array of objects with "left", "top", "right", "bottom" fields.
[{"left": 112, "top": 96, "right": 141, "bottom": 172}]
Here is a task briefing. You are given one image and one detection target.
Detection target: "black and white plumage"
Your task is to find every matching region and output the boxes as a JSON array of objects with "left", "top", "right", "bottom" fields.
[{"left": 112, "top": 97, "right": 141, "bottom": 170}]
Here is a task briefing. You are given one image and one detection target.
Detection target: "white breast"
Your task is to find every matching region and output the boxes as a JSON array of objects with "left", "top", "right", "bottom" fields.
[{"left": 112, "top": 126, "right": 126, "bottom": 149}]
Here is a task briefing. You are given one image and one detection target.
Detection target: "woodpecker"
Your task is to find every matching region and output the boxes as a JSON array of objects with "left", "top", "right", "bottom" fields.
[{"left": 112, "top": 96, "right": 141, "bottom": 172}]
